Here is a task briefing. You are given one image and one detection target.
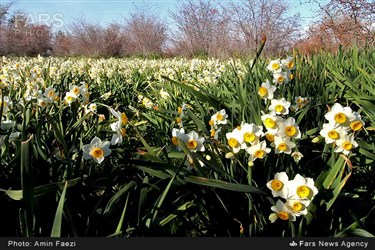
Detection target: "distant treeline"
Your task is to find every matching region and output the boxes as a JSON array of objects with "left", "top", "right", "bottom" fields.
[{"left": 0, "top": 0, "right": 374, "bottom": 58}]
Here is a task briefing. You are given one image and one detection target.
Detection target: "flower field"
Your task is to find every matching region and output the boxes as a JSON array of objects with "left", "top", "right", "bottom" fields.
[{"left": 0, "top": 47, "right": 374, "bottom": 237}]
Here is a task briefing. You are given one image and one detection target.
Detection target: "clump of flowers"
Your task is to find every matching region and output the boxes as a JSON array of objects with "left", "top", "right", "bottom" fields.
[
  {"left": 137, "top": 94, "right": 154, "bottom": 109},
  {"left": 267, "top": 172, "right": 318, "bottom": 223},
  {"left": 266, "top": 57, "right": 295, "bottom": 85},
  {"left": 64, "top": 82, "right": 91, "bottom": 106},
  {"left": 319, "top": 103, "right": 364, "bottom": 155}
]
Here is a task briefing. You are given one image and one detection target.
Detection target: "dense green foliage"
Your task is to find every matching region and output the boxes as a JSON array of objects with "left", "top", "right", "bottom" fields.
[{"left": 0, "top": 47, "right": 374, "bottom": 237}]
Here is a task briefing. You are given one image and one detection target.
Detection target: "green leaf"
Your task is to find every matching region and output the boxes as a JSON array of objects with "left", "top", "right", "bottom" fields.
[
  {"left": 185, "top": 108, "right": 209, "bottom": 136},
  {"left": 104, "top": 181, "right": 137, "bottom": 215},
  {"left": 159, "top": 201, "right": 195, "bottom": 227},
  {"left": 184, "top": 176, "right": 267, "bottom": 195},
  {"left": 0, "top": 178, "right": 81, "bottom": 200},
  {"left": 51, "top": 181, "right": 68, "bottom": 237},
  {"left": 21, "top": 135, "right": 34, "bottom": 237},
  {"left": 0, "top": 189, "right": 23, "bottom": 200},
  {"left": 115, "top": 192, "right": 130, "bottom": 234}
]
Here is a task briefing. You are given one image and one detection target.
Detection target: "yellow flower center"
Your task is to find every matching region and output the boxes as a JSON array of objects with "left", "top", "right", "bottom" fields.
[
  {"left": 178, "top": 106, "right": 182, "bottom": 114},
  {"left": 264, "top": 118, "right": 276, "bottom": 128},
  {"left": 66, "top": 96, "right": 75, "bottom": 102},
  {"left": 342, "top": 141, "right": 353, "bottom": 151},
  {"left": 187, "top": 139, "right": 198, "bottom": 150},
  {"left": 271, "top": 180, "right": 283, "bottom": 191},
  {"left": 209, "top": 120, "right": 215, "bottom": 126},
  {"left": 272, "top": 63, "right": 280, "bottom": 71},
  {"left": 176, "top": 117, "right": 181, "bottom": 124},
  {"left": 285, "top": 126, "right": 297, "bottom": 137},
  {"left": 48, "top": 90, "right": 55, "bottom": 97},
  {"left": 254, "top": 150, "right": 265, "bottom": 158},
  {"left": 296, "top": 185, "right": 310, "bottom": 198},
  {"left": 287, "top": 61, "right": 294, "bottom": 69},
  {"left": 228, "top": 138, "right": 239, "bottom": 148},
  {"left": 334, "top": 112, "right": 347, "bottom": 124},
  {"left": 210, "top": 129, "right": 216, "bottom": 137},
  {"left": 258, "top": 87, "right": 268, "bottom": 97},
  {"left": 350, "top": 121, "right": 362, "bottom": 131},
  {"left": 277, "top": 76, "right": 285, "bottom": 83},
  {"left": 265, "top": 133, "right": 274, "bottom": 142},
  {"left": 72, "top": 87, "right": 80, "bottom": 95},
  {"left": 278, "top": 212, "right": 289, "bottom": 220},
  {"left": 289, "top": 73, "right": 294, "bottom": 80},
  {"left": 292, "top": 202, "right": 303, "bottom": 212},
  {"left": 277, "top": 143, "right": 288, "bottom": 151},
  {"left": 121, "top": 113, "right": 128, "bottom": 125},
  {"left": 172, "top": 136, "right": 179, "bottom": 146},
  {"left": 216, "top": 113, "right": 224, "bottom": 121},
  {"left": 328, "top": 130, "right": 339, "bottom": 140},
  {"left": 90, "top": 147, "right": 104, "bottom": 159},
  {"left": 275, "top": 105, "right": 285, "bottom": 113},
  {"left": 243, "top": 132, "right": 256, "bottom": 143},
  {"left": 296, "top": 98, "right": 303, "bottom": 104},
  {"left": 120, "top": 127, "right": 126, "bottom": 137}
]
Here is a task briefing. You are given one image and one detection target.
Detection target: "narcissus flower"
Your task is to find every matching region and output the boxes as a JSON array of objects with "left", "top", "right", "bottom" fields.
[
  {"left": 44, "top": 87, "right": 58, "bottom": 101},
  {"left": 269, "top": 200, "right": 296, "bottom": 223},
  {"left": 246, "top": 141, "right": 271, "bottom": 161},
  {"left": 171, "top": 128, "right": 187, "bottom": 151},
  {"left": 109, "top": 107, "right": 128, "bottom": 126},
  {"left": 280, "top": 117, "right": 301, "bottom": 139},
  {"left": 273, "top": 71, "right": 289, "bottom": 85},
  {"left": 319, "top": 123, "right": 348, "bottom": 144},
  {"left": 185, "top": 155, "right": 205, "bottom": 171},
  {"left": 288, "top": 174, "right": 318, "bottom": 200},
  {"left": 266, "top": 172, "right": 290, "bottom": 199},
  {"left": 258, "top": 79, "right": 276, "bottom": 101},
  {"left": 291, "top": 151, "right": 304, "bottom": 163},
  {"left": 64, "top": 92, "right": 78, "bottom": 105},
  {"left": 159, "top": 88, "right": 170, "bottom": 99},
  {"left": 226, "top": 127, "right": 243, "bottom": 153},
  {"left": 69, "top": 85, "right": 81, "bottom": 96},
  {"left": 267, "top": 59, "right": 282, "bottom": 72},
  {"left": 273, "top": 136, "right": 296, "bottom": 154},
  {"left": 334, "top": 133, "right": 358, "bottom": 155},
  {"left": 295, "top": 96, "right": 309, "bottom": 109},
  {"left": 210, "top": 109, "right": 228, "bottom": 128},
  {"left": 82, "top": 137, "right": 111, "bottom": 164},
  {"left": 281, "top": 56, "right": 295, "bottom": 70},
  {"left": 350, "top": 112, "right": 364, "bottom": 132},
  {"left": 261, "top": 112, "right": 283, "bottom": 134},
  {"left": 241, "top": 123, "right": 264, "bottom": 146},
  {"left": 324, "top": 103, "right": 356, "bottom": 127},
  {"left": 85, "top": 103, "right": 97, "bottom": 114},
  {"left": 269, "top": 98, "right": 291, "bottom": 115},
  {"left": 285, "top": 199, "right": 310, "bottom": 216},
  {"left": 185, "top": 131, "right": 205, "bottom": 152},
  {"left": 110, "top": 121, "right": 126, "bottom": 145}
]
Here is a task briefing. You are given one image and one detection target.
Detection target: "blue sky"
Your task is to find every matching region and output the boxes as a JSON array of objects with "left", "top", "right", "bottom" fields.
[{"left": 3, "top": 0, "right": 327, "bottom": 31}]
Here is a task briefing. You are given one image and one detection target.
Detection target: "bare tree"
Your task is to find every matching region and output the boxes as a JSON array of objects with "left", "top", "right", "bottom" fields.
[
  {"left": 319, "top": 0, "right": 374, "bottom": 47},
  {"left": 295, "top": 0, "right": 374, "bottom": 52},
  {"left": 170, "top": 0, "right": 232, "bottom": 58},
  {"left": 229, "top": 0, "right": 301, "bottom": 55},
  {"left": 0, "top": 2, "right": 13, "bottom": 54},
  {"left": 124, "top": 9, "right": 167, "bottom": 56},
  {"left": 68, "top": 18, "right": 105, "bottom": 56},
  {"left": 1, "top": 12, "right": 52, "bottom": 56}
]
